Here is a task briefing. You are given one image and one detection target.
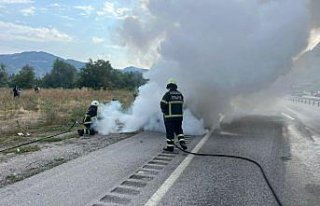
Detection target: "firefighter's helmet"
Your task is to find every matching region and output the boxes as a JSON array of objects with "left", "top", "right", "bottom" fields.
[
  {"left": 91, "top": 100, "right": 99, "bottom": 106},
  {"left": 166, "top": 78, "right": 177, "bottom": 89},
  {"left": 167, "top": 78, "right": 177, "bottom": 85}
]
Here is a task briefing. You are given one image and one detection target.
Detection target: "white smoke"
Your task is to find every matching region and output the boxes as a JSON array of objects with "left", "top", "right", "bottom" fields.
[
  {"left": 96, "top": 0, "right": 316, "bottom": 135},
  {"left": 95, "top": 82, "right": 205, "bottom": 135},
  {"left": 94, "top": 101, "right": 124, "bottom": 134}
]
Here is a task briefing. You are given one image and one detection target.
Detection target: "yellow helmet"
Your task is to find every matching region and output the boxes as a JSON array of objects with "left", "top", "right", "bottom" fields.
[
  {"left": 166, "top": 78, "right": 177, "bottom": 89},
  {"left": 167, "top": 78, "right": 177, "bottom": 85}
]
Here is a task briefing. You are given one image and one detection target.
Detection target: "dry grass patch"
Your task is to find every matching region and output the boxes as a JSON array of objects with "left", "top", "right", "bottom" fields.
[{"left": 0, "top": 88, "right": 134, "bottom": 149}]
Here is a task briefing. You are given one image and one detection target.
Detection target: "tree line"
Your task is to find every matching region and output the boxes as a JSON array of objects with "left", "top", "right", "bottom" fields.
[{"left": 0, "top": 59, "right": 147, "bottom": 90}]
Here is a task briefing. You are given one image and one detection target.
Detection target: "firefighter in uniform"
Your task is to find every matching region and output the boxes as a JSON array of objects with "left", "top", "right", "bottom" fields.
[
  {"left": 78, "top": 100, "right": 99, "bottom": 137},
  {"left": 160, "top": 78, "right": 187, "bottom": 152}
]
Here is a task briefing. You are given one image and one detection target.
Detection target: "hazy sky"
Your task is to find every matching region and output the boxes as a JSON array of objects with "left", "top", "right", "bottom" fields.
[{"left": 0, "top": 0, "right": 145, "bottom": 69}]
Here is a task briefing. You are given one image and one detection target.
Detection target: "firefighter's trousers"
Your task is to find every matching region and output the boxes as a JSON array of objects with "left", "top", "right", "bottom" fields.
[
  {"left": 164, "top": 119, "right": 185, "bottom": 148},
  {"left": 83, "top": 123, "right": 96, "bottom": 135}
]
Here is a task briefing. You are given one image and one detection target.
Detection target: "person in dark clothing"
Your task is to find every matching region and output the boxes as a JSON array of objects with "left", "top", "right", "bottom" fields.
[
  {"left": 160, "top": 78, "right": 187, "bottom": 152},
  {"left": 133, "top": 87, "right": 139, "bottom": 100},
  {"left": 13, "top": 85, "right": 20, "bottom": 98},
  {"left": 78, "top": 100, "right": 99, "bottom": 137},
  {"left": 34, "top": 85, "right": 40, "bottom": 93}
]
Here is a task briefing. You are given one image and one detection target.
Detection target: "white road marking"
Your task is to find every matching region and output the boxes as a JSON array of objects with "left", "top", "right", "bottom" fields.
[
  {"left": 281, "top": 112, "right": 295, "bottom": 120},
  {"left": 218, "top": 113, "right": 225, "bottom": 123},
  {"left": 219, "top": 131, "right": 240, "bottom": 136},
  {"left": 144, "top": 132, "right": 211, "bottom": 206},
  {"left": 285, "top": 106, "right": 298, "bottom": 115}
]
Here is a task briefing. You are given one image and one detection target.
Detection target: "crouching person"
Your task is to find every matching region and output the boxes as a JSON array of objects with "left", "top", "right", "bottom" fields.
[{"left": 78, "top": 100, "right": 99, "bottom": 137}]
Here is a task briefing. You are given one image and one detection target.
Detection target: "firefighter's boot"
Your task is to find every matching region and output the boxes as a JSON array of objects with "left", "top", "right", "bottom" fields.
[
  {"left": 78, "top": 129, "right": 84, "bottom": 137},
  {"left": 163, "top": 146, "right": 174, "bottom": 152},
  {"left": 89, "top": 129, "right": 96, "bottom": 135},
  {"left": 164, "top": 138, "right": 174, "bottom": 152},
  {"left": 180, "top": 141, "right": 188, "bottom": 150}
]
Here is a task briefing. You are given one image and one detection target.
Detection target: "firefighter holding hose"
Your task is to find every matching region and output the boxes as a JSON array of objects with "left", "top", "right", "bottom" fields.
[
  {"left": 78, "top": 100, "right": 99, "bottom": 137},
  {"left": 160, "top": 78, "right": 187, "bottom": 152}
]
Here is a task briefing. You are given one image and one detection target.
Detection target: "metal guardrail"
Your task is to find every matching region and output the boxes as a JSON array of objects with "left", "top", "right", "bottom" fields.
[{"left": 289, "top": 95, "right": 320, "bottom": 107}]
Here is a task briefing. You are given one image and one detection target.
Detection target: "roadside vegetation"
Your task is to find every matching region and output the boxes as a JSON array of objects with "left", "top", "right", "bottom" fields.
[
  {"left": 0, "top": 58, "right": 146, "bottom": 147},
  {"left": 0, "top": 59, "right": 144, "bottom": 187},
  {"left": 0, "top": 88, "right": 135, "bottom": 147},
  {"left": 0, "top": 59, "right": 147, "bottom": 90}
]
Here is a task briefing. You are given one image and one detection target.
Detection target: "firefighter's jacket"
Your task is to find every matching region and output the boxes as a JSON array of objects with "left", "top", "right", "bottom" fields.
[
  {"left": 160, "top": 89, "right": 184, "bottom": 121},
  {"left": 83, "top": 105, "right": 98, "bottom": 125},
  {"left": 13, "top": 87, "right": 20, "bottom": 96}
]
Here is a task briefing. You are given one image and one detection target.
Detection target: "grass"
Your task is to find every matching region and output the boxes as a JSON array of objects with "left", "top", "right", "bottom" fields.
[
  {"left": 3, "top": 145, "right": 41, "bottom": 154},
  {"left": 5, "top": 174, "right": 23, "bottom": 183},
  {"left": 38, "top": 137, "right": 66, "bottom": 143},
  {"left": 0, "top": 87, "right": 134, "bottom": 150}
]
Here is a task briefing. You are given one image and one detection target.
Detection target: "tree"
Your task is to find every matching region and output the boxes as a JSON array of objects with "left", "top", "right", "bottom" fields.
[
  {"left": 122, "top": 72, "right": 148, "bottom": 90},
  {"left": 78, "top": 59, "right": 113, "bottom": 89},
  {"left": 42, "top": 59, "right": 78, "bottom": 88},
  {"left": 0, "top": 63, "right": 9, "bottom": 87},
  {"left": 12, "top": 65, "right": 36, "bottom": 88},
  {"left": 77, "top": 59, "right": 148, "bottom": 90}
]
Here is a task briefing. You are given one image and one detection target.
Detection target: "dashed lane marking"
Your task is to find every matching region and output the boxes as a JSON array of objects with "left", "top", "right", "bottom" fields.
[
  {"left": 111, "top": 187, "right": 140, "bottom": 196},
  {"left": 144, "top": 132, "right": 211, "bottom": 206},
  {"left": 143, "top": 165, "right": 164, "bottom": 170},
  {"left": 121, "top": 180, "right": 147, "bottom": 188},
  {"left": 153, "top": 157, "right": 172, "bottom": 162},
  {"left": 137, "top": 169, "right": 159, "bottom": 175},
  {"left": 129, "top": 174, "right": 154, "bottom": 181},
  {"left": 285, "top": 106, "right": 299, "bottom": 115},
  {"left": 100, "top": 194, "right": 131, "bottom": 205},
  {"left": 281, "top": 112, "right": 295, "bottom": 120},
  {"left": 148, "top": 161, "right": 169, "bottom": 166},
  {"left": 91, "top": 137, "right": 197, "bottom": 206},
  {"left": 219, "top": 131, "right": 240, "bottom": 136}
]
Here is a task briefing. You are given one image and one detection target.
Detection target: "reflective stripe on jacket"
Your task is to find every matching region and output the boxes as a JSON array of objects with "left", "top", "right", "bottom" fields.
[{"left": 160, "top": 89, "right": 184, "bottom": 120}]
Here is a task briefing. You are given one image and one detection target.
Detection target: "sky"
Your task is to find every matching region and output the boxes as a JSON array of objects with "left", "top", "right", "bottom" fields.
[
  {"left": 0, "top": 0, "right": 146, "bottom": 69},
  {"left": 1, "top": 0, "right": 320, "bottom": 71}
]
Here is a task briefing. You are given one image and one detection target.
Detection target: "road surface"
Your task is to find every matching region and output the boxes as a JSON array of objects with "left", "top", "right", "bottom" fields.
[{"left": 0, "top": 99, "right": 319, "bottom": 206}]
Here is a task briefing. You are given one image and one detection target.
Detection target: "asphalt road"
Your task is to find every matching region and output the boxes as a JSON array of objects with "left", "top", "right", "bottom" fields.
[
  {"left": 151, "top": 116, "right": 284, "bottom": 206},
  {"left": 0, "top": 132, "right": 174, "bottom": 206},
  {"left": 279, "top": 100, "right": 320, "bottom": 206},
  {"left": 0, "top": 99, "right": 319, "bottom": 206}
]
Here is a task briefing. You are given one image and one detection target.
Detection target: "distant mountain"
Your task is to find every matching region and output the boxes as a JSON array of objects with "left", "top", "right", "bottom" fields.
[
  {"left": 121, "top": 66, "right": 148, "bottom": 73},
  {"left": 0, "top": 51, "right": 85, "bottom": 77}
]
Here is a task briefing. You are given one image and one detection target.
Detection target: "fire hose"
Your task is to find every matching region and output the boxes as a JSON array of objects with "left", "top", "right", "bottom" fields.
[
  {"left": 0, "top": 121, "right": 78, "bottom": 153},
  {"left": 173, "top": 141, "right": 283, "bottom": 206}
]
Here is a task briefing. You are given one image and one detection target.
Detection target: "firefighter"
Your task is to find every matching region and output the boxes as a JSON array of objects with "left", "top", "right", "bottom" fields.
[
  {"left": 34, "top": 85, "right": 40, "bottom": 93},
  {"left": 78, "top": 100, "right": 99, "bottom": 137},
  {"left": 160, "top": 78, "right": 187, "bottom": 152}
]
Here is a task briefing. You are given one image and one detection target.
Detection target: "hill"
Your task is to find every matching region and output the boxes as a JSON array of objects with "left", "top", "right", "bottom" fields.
[
  {"left": 122, "top": 66, "right": 148, "bottom": 73},
  {"left": 0, "top": 51, "right": 85, "bottom": 77}
]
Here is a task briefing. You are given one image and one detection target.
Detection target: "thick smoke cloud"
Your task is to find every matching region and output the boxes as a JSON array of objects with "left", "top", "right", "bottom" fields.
[
  {"left": 96, "top": 0, "right": 313, "bottom": 134},
  {"left": 95, "top": 82, "right": 206, "bottom": 135},
  {"left": 310, "top": 0, "right": 320, "bottom": 28}
]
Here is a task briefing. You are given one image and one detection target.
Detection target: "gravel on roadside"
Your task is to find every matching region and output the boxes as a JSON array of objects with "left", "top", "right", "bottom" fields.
[{"left": 0, "top": 131, "right": 136, "bottom": 188}]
